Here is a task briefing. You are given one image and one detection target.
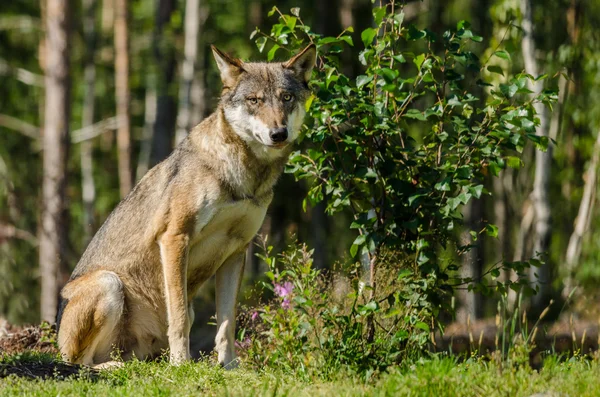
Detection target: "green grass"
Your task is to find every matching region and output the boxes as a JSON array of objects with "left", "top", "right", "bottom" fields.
[{"left": 1, "top": 353, "right": 600, "bottom": 396}]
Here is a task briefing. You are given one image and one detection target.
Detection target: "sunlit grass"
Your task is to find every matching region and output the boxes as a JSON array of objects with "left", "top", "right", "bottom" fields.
[{"left": 2, "top": 353, "right": 600, "bottom": 396}]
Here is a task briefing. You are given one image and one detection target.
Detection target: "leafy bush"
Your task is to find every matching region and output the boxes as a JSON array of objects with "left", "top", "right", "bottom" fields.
[
  {"left": 239, "top": 239, "right": 433, "bottom": 380},
  {"left": 242, "top": 1, "right": 557, "bottom": 377}
]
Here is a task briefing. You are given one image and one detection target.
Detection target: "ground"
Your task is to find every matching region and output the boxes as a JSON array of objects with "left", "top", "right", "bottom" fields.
[
  {"left": 2, "top": 353, "right": 600, "bottom": 396},
  {"left": 2, "top": 323, "right": 600, "bottom": 396}
]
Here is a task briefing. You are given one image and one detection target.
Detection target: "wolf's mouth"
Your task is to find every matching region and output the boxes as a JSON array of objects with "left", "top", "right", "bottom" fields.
[{"left": 270, "top": 142, "right": 288, "bottom": 149}]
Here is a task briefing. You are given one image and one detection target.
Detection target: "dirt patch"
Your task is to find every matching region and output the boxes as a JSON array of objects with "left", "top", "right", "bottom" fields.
[
  {"left": 0, "top": 320, "right": 94, "bottom": 379},
  {"left": 435, "top": 317, "right": 600, "bottom": 356},
  {"left": 0, "top": 322, "right": 59, "bottom": 355}
]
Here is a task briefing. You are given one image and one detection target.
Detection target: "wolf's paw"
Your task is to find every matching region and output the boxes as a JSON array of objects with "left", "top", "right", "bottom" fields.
[
  {"left": 93, "top": 361, "right": 124, "bottom": 370},
  {"left": 169, "top": 352, "right": 191, "bottom": 366},
  {"left": 219, "top": 357, "right": 239, "bottom": 370}
]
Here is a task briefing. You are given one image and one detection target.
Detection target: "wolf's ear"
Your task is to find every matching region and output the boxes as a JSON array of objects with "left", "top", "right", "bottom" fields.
[
  {"left": 211, "top": 45, "right": 244, "bottom": 87},
  {"left": 284, "top": 44, "right": 317, "bottom": 83}
]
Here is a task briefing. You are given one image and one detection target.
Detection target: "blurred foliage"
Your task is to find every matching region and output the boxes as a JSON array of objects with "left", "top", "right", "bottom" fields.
[{"left": 1, "top": 0, "right": 600, "bottom": 328}]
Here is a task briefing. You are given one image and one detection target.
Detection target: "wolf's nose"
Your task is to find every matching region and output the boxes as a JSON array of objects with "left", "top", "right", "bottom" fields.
[{"left": 269, "top": 127, "right": 288, "bottom": 143}]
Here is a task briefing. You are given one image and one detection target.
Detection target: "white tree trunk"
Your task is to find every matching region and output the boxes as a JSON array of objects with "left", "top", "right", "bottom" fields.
[
  {"left": 175, "top": 0, "right": 208, "bottom": 144},
  {"left": 40, "top": 0, "right": 70, "bottom": 323},
  {"left": 521, "top": 0, "right": 553, "bottom": 312},
  {"left": 563, "top": 131, "right": 600, "bottom": 296}
]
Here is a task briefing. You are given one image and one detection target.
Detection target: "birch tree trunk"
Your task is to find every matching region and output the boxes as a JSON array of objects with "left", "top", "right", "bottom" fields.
[
  {"left": 521, "top": 0, "right": 553, "bottom": 313},
  {"left": 563, "top": 131, "right": 600, "bottom": 296},
  {"left": 40, "top": 0, "right": 70, "bottom": 323},
  {"left": 175, "top": 0, "right": 208, "bottom": 145},
  {"left": 81, "top": 0, "right": 97, "bottom": 245},
  {"left": 114, "top": 0, "right": 132, "bottom": 197}
]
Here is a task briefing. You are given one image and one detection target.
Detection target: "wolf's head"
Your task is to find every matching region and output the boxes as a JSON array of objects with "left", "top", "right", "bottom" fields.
[{"left": 211, "top": 44, "right": 316, "bottom": 160}]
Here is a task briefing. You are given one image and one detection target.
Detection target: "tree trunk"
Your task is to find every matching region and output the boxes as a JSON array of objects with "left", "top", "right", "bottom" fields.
[
  {"left": 520, "top": 0, "right": 553, "bottom": 313},
  {"left": 150, "top": 0, "right": 177, "bottom": 167},
  {"left": 101, "top": 0, "right": 113, "bottom": 34},
  {"left": 564, "top": 130, "right": 600, "bottom": 296},
  {"left": 175, "top": 0, "right": 208, "bottom": 145},
  {"left": 40, "top": 0, "right": 70, "bottom": 323},
  {"left": 457, "top": 199, "right": 485, "bottom": 322},
  {"left": 81, "top": 0, "right": 97, "bottom": 245},
  {"left": 310, "top": 201, "right": 328, "bottom": 269},
  {"left": 114, "top": 0, "right": 132, "bottom": 197},
  {"left": 136, "top": 79, "right": 157, "bottom": 181}
]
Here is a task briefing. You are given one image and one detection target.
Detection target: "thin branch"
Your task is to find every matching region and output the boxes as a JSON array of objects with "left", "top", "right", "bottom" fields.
[
  {"left": 0, "top": 223, "right": 38, "bottom": 246},
  {"left": 0, "top": 114, "right": 119, "bottom": 143},
  {"left": 0, "top": 114, "right": 40, "bottom": 139},
  {"left": 0, "top": 58, "right": 44, "bottom": 87},
  {"left": 71, "top": 116, "right": 120, "bottom": 143}
]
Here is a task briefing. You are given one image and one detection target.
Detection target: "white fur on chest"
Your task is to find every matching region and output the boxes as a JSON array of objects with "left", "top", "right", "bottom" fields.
[{"left": 187, "top": 199, "right": 267, "bottom": 286}]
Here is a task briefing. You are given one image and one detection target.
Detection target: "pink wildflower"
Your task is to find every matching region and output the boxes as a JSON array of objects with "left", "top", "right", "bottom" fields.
[{"left": 274, "top": 281, "right": 294, "bottom": 298}]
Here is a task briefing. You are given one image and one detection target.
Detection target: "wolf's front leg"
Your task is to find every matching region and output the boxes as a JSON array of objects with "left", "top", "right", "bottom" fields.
[
  {"left": 159, "top": 231, "right": 191, "bottom": 365},
  {"left": 215, "top": 251, "right": 245, "bottom": 369}
]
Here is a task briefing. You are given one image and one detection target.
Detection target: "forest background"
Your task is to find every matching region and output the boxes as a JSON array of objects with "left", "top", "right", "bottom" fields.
[{"left": 0, "top": 0, "right": 598, "bottom": 351}]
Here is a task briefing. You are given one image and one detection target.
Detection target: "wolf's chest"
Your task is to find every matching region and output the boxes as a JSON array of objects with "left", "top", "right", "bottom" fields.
[{"left": 186, "top": 199, "right": 267, "bottom": 288}]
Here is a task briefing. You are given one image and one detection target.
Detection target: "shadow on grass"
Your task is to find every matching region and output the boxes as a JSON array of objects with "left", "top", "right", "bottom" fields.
[{"left": 0, "top": 352, "right": 98, "bottom": 381}]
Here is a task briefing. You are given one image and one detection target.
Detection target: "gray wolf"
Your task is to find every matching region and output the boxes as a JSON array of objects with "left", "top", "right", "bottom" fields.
[{"left": 56, "top": 44, "right": 316, "bottom": 369}]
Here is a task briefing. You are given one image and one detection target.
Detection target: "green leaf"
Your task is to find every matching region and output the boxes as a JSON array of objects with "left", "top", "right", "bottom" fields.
[
  {"left": 285, "top": 16, "right": 297, "bottom": 30},
  {"left": 487, "top": 65, "right": 504, "bottom": 76},
  {"left": 353, "top": 234, "right": 366, "bottom": 247},
  {"left": 361, "top": 28, "right": 378, "bottom": 47},
  {"left": 356, "top": 75, "right": 373, "bottom": 89},
  {"left": 414, "top": 53, "right": 425, "bottom": 70},
  {"left": 435, "top": 178, "right": 451, "bottom": 191},
  {"left": 392, "top": 54, "right": 406, "bottom": 63},
  {"left": 394, "top": 11, "right": 404, "bottom": 26},
  {"left": 350, "top": 244, "right": 358, "bottom": 258},
  {"left": 256, "top": 36, "right": 267, "bottom": 52},
  {"left": 485, "top": 224, "right": 499, "bottom": 238},
  {"left": 469, "top": 184, "right": 484, "bottom": 199},
  {"left": 267, "top": 44, "right": 280, "bottom": 61},
  {"left": 379, "top": 68, "right": 398, "bottom": 83},
  {"left": 372, "top": 6, "right": 386, "bottom": 25},
  {"left": 499, "top": 83, "right": 517, "bottom": 98},
  {"left": 494, "top": 50, "right": 510, "bottom": 60},
  {"left": 397, "top": 269, "right": 412, "bottom": 280},
  {"left": 407, "top": 25, "right": 426, "bottom": 40},
  {"left": 415, "top": 321, "right": 430, "bottom": 332},
  {"left": 340, "top": 35, "right": 354, "bottom": 46},
  {"left": 506, "top": 156, "right": 522, "bottom": 169},
  {"left": 404, "top": 109, "right": 426, "bottom": 121}
]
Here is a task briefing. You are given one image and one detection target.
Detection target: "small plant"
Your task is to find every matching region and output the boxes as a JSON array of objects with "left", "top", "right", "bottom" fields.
[{"left": 239, "top": 239, "right": 435, "bottom": 380}]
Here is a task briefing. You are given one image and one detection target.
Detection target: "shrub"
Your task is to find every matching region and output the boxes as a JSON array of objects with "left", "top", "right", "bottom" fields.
[
  {"left": 242, "top": 1, "right": 557, "bottom": 377},
  {"left": 239, "top": 239, "right": 433, "bottom": 380}
]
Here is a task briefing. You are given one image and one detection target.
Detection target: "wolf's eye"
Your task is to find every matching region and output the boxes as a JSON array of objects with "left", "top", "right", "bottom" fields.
[
  {"left": 282, "top": 93, "right": 293, "bottom": 102},
  {"left": 247, "top": 97, "right": 258, "bottom": 104}
]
